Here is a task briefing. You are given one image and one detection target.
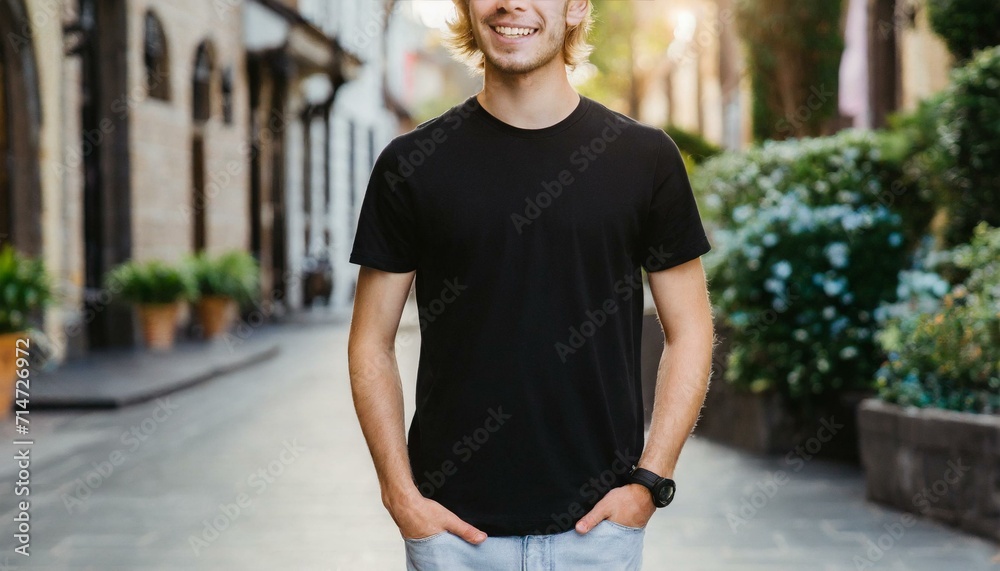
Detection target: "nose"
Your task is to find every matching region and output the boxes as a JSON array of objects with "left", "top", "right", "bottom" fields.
[{"left": 495, "top": 0, "right": 529, "bottom": 13}]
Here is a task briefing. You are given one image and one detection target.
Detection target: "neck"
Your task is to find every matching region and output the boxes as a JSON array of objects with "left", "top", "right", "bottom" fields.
[{"left": 477, "top": 59, "right": 580, "bottom": 130}]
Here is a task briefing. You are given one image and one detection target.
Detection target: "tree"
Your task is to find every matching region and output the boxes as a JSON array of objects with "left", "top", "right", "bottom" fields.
[
  {"left": 735, "top": 0, "right": 844, "bottom": 140},
  {"left": 927, "top": 0, "right": 1000, "bottom": 62}
]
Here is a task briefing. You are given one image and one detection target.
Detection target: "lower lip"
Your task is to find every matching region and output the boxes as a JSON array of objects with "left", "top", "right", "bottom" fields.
[{"left": 490, "top": 27, "right": 538, "bottom": 44}]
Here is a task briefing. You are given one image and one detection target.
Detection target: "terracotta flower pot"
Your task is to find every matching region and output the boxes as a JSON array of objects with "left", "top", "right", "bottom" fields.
[
  {"left": 136, "top": 302, "right": 182, "bottom": 351},
  {"left": 0, "top": 331, "right": 26, "bottom": 419},
  {"left": 196, "top": 295, "right": 236, "bottom": 339}
]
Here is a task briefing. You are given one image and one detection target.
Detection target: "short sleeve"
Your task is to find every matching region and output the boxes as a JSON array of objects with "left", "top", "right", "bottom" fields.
[
  {"left": 350, "top": 144, "right": 419, "bottom": 273},
  {"left": 639, "top": 133, "right": 712, "bottom": 272}
]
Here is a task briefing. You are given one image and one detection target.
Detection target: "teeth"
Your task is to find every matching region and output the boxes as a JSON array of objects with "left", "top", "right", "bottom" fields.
[{"left": 494, "top": 26, "right": 535, "bottom": 37}]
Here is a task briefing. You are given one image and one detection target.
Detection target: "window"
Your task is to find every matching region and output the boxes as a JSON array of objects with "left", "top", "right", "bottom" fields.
[
  {"left": 221, "top": 66, "right": 234, "bottom": 124},
  {"left": 192, "top": 41, "right": 213, "bottom": 123},
  {"left": 143, "top": 11, "right": 171, "bottom": 101}
]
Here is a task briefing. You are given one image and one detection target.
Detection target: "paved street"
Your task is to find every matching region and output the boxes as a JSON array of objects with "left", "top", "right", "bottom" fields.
[{"left": 1, "top": 304, "right": 998, "bottom": 570}]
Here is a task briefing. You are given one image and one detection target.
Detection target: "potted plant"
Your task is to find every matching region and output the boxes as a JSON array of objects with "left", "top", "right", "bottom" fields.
[
  {"left": 104, "top": 259, "right": 197, "bottom": 351},
  {"left": 0, "top": 245, "right": 52, "bottom": 417},
  {"left": 859, "top": 223, "right": 1000, "bottom": 541},
  {"left": 185, "top": 251, "right": 260, "bottom": 339}
]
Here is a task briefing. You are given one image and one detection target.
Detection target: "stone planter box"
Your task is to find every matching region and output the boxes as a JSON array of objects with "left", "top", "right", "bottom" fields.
[
  {"left": 857, "top": 398, "right": 1000, "bottom": 542},
  {"left": 641, "top": 311, "right": 865, "bottom": 462}
]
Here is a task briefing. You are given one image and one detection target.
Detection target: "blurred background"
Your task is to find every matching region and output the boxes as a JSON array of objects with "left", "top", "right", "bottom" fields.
[{"left": 0, "top": 0, "right": 998, "bottom": 569}]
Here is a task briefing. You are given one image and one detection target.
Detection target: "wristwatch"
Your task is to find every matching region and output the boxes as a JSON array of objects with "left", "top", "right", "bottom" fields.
[{"left": 627, "top": 466, "right": 676, "bottom": 508}]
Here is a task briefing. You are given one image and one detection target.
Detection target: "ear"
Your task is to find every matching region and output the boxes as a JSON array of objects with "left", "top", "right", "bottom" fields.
[{"left": 566, "top": 0, "right": 588, "bottom": 28}]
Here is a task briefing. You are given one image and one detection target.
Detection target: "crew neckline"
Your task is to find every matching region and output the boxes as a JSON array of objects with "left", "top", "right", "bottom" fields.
[{"left": 469, "top": 94, "right": 592, "bottom": 139}]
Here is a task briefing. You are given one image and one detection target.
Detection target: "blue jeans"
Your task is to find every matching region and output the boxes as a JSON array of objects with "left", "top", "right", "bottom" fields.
[{"left": 404, "top": 519, "right": 645, "bottom": 570}]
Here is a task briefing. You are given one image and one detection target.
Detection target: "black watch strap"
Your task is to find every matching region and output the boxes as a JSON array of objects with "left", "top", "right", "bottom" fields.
[
  {"left": 627, "top": 466, "right": 675, "bottom": 508},
  {"left": 628, "top": 467, "right": 660, "bottom": 489}
]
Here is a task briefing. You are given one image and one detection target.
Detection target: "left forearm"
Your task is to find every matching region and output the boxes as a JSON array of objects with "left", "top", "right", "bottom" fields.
[{"left": 636, "top": 324, "right": 714, "bottom": 479}]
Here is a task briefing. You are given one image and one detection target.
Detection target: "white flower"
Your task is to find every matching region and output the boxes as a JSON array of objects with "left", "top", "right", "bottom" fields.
[
  {"left": 823, "top": 277, "right": 846, "bottom": 297},
  {"left": 822, "top": 306, "right": 836, "bottom": 320},
  {"left": 762, "top": 233, "right": 779, "bottom": 247},
  {"left": 873, "top": 306, "right": 889, "bottom": 322},
  {"left": 772, "top": 260, "right": 793, "bottom": 279},
  {"left": 733, "top": 205, "right": 754, "bottom": 224},
  {"left": 824, "top": 242, "right": 850, "bottom": 269},
  {"left": 793, "top": 329, "right": 809, "bottom": 341},
  {"left": 840, "top": 346, "right": 859, "bottom": 360}
]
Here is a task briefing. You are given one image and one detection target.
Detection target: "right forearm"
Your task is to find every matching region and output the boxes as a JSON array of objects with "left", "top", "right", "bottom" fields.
[{"left": 348, "top": 345, "right": 419, "bottom": 502}]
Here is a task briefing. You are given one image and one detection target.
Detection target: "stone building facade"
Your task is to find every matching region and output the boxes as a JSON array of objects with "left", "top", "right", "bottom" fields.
[{"left": 1, "top": 0, "right": 371, "bottom": 362}]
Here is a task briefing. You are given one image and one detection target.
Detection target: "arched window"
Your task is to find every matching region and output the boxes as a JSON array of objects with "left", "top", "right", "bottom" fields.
[
  {"left": 192, "top": 41, "right": 213, "bottom": 123},
  {"left": 143, "top": 11, "right": 171, "bottom": 101},
  {"left": 221, "top": 66, "right": 234, "bottom": 125}
]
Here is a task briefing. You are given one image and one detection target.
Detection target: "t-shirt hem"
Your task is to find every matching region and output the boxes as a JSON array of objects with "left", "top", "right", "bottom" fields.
[
  {"left": 460, "top": 512, "right": 586, "bottom": 537},
  {"left": 349, "top": 251, "right": 416, "bottom": 273}
]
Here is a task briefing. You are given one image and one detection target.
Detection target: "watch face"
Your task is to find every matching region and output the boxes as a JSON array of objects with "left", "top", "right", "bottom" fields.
[{"left": 655, "top": 482, "right": 675, "bottom": 506}]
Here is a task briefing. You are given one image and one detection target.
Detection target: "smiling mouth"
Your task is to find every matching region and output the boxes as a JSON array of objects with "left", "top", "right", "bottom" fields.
[{"left": 491, "top": 25, "right": 538, "bottom": 38}]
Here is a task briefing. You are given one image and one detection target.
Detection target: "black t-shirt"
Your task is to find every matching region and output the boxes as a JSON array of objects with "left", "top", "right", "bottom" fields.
[{"left": 350, "top": 94, "right": 711, "bottom": 536}]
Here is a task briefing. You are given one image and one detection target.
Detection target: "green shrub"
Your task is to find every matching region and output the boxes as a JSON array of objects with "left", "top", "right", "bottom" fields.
[
  {"left": 664, "top": 126, "right": 722, "bottom": 167},
  {"left": 104, "top": 259, "right": 198, "bottom": 305},
  {"left": 875, "top": 224, "right": 1000, "bottom": 414},
  {"left": 693, "top": 130, "right": 935, "bottom": 247},
  {"left": 0, "top": 246, "right": 52, "bottom": 334},
  {"left": 185, "top": 251, "right": 260, "bottom": 306},
  {"left": 710, "top": 194, "right": 907, "bottom": 410},
  {"left": 934, "top": 46, "right": 1000, "bottom": 246},
  {"left": 886, "top": 96, "right": 951, "bottom": 242},
  {"left": 927, "top": 0, "right": 1000, "bottom": 61}
]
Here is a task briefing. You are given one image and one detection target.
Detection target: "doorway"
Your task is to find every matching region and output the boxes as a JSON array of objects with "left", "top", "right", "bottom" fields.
[
  {"left": 79, "top": 0, "right": 133, "bottom": 350},
  {"left": 191, "top": 41, "right": 213, "bottom": 253},
  {"left": 0, "top": 53, "right": 9, "bottom": 248},
  {"left": 0, "top": 0, "right": 43, "bottom": 255}
]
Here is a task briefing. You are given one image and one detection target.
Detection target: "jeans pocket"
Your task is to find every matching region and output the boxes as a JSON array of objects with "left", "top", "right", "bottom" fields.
[
  {"left": 604, "top": 519, "right": 646, "bottom": 533},
  {"left": 403, "top": 531, "right": 448, "bottom": 544}
]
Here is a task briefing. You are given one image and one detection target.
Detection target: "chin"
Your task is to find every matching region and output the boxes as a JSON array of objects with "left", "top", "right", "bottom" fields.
[
  {"left": 483, "top": 49, "right": 560, "bottom": 75},
  {"left": 486, "top": 57, "right": 547, "bottom": 75}
]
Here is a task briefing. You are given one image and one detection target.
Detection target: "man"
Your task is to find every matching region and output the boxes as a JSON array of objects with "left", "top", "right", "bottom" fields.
[{"left": 348, "top": 1, "right": 714, "bottom": 569}]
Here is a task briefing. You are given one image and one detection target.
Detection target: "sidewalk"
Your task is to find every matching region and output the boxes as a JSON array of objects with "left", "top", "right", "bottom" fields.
[
  {"left": 28, "top": 326, "right": 282, "bottom": 409},
  {"left": 3, "top": 315, "right": 998, "bottom": 570}
]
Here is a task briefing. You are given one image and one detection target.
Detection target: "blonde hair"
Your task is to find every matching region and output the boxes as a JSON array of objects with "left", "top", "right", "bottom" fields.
[{"left": 445, "top": 0, "right": 594, "bottom": 73}]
